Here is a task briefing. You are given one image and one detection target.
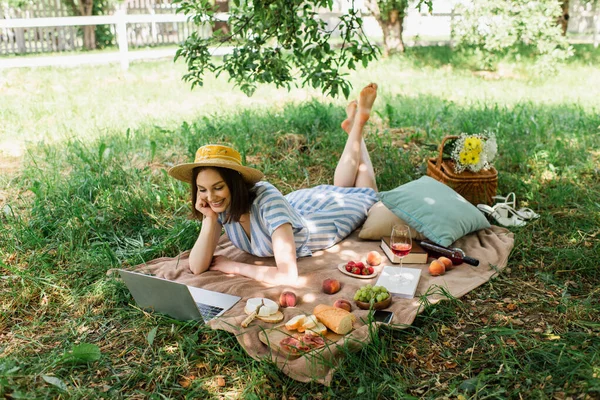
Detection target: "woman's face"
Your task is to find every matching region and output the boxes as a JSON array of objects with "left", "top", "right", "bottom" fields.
[{"left": 195, "top": 168, "right": 231, "bottom": 213}]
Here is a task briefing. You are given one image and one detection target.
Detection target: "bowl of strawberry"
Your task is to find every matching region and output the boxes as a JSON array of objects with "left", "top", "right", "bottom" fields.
[
  {"left": 338, "top": 260, "right": 377, "bottom": 279},
  {"left": 347, "top": 261, "right": 373, "bottom": 275}
]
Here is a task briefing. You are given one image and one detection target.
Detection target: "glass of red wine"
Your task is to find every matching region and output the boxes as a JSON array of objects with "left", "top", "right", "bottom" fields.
[{"left": 390, "top": 224, "right": 412, "bottom": 283}]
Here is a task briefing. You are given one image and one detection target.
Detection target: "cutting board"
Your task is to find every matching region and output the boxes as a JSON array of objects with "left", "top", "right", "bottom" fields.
[{"left": 257, "top": 318, "right": 353, "bottom": 359}]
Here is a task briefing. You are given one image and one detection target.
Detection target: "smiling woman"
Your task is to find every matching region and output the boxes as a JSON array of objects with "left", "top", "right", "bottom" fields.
[{"left": 165, "top": 83, "right": 382, "bottom": 285}]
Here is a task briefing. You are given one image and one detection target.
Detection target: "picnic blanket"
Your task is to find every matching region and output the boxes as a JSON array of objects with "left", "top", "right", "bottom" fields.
[{"left": 134, "top": 225, "right": 514, "bottom": 385}]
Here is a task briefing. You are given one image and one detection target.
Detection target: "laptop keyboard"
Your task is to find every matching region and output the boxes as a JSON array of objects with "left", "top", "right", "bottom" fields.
[{"left": 196, "top": 303, "right": 224, "bottom": 321}]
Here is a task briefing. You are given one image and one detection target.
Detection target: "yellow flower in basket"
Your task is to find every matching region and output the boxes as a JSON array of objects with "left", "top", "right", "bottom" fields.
[{"left": 451, "top": 132, "right": 496, "bottom": 173}]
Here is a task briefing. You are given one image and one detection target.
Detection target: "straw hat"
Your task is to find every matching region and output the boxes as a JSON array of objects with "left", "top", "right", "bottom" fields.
[{"left": 168, "top": 144, "right": 264, "bottom": 184}]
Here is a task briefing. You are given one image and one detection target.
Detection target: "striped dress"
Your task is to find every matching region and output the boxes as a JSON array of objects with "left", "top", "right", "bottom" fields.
[{"left": 218, "top": 181, "right": 378, "bottom": 257}]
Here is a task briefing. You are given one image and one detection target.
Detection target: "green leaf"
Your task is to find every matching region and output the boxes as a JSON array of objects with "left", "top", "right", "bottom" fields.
[
  {"left": 149, "top": 140, "right": 157, "bottom": 162},
  {"left": 42, "top": 375, "right": 67, "bottom": 391},
  {"left": 147, "top": 326, "right": 158, "bottom": 347},
  {"left": 61, "top": 343, "right": 101, "bottom": 364}
]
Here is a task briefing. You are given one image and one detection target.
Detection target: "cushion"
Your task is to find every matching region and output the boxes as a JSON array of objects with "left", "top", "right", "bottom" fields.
[
  {"left": 359, "top": 201, "right": 427, "bottom": 241},
  {"left": 378, "top": 176, "right": 491, "bottom": 247}
]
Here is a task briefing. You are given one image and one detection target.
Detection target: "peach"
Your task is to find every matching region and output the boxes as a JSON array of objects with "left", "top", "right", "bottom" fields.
[
  {"left": 279, "top": 291, "right": 297, "bottom": 308},
  {"left": 429, "top": 260, "right": 446, "bottom": 276},
  {"left": 322, "top": 278, "right": 342, "bottom": 294},
  {"left": 366, "top": 251, "right": 382, "bottom": 266},
  {"left": 333, "top": 299, "right": 352, "bottom": 312},
  {"left": 438, "top": 256, "right": 454, "bottom": 270}
]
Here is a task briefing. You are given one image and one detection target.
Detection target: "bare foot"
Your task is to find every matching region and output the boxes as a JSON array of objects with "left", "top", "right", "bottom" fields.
[
  {"left": 341, "top": 100, "right": 357, "bottom": 134},
  {"left": 357, "top": 83, "right": 378, "bottom": 124}
]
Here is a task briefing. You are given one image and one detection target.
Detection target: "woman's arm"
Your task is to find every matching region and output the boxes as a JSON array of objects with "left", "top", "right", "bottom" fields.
[
  {"left": 210, "top": 223, "right": 299, "bottom": 286},
  {"left": 188, "top": 215, "right": 222, "bottom": 274}
]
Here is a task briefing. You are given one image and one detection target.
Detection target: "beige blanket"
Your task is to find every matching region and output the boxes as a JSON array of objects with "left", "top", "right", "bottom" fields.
[{"left": 134, "top": 226, "right": 514, "bottom": 385}]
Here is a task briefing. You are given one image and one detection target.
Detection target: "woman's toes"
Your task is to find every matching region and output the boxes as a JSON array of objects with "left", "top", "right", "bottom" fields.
[{"left": 357, "top": 83, "right": 378, "bottom": 123}]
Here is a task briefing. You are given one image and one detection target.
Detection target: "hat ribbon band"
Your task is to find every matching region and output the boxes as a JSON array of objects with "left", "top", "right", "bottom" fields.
[{"left": 195, "top": 154, "right": 242, "bottom": 165}]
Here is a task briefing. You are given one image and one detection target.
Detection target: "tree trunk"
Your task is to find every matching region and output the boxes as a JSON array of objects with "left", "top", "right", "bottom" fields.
[
  {"left": 363, "top": 1, "right": 405, "bottom": 56},
  {"left": 558, "top": 0, "right": 570, "bottom": 36},
  {"left": 378, "top": 9, "right": 405, "bottom": 56},
  {"left": 63, "top": 0, "right": 96, "bottom": 49},
  {"left": 83, "top": 25, "right": 96, "bottom": 50},
  {"left": 213, "top": 0, "right": 230, "bottom": 40}
]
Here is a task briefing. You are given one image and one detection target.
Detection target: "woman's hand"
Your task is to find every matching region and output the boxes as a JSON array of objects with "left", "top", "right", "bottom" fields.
[{"left": 195, "top": 197, "right": 218, "bottom": 219}]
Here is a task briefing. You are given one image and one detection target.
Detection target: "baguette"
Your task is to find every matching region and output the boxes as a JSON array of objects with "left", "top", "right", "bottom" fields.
[{"left": 313, "top": 304, "right": 355, "bottom": 335}]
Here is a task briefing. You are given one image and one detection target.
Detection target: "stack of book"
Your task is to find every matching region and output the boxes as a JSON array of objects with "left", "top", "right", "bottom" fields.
[{"left": 380, "top": 236, "right": 428, "bottom": 264}]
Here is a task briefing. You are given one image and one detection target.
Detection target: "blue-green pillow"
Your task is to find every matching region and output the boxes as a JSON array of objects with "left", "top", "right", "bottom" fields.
[{"left": 378, "top": 176, "right": 490, "bottom": 247}]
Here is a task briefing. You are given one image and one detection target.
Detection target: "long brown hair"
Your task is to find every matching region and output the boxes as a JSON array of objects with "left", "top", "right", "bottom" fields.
[{"left": 191, "top": 166, "right": 258, "bottom": 223}]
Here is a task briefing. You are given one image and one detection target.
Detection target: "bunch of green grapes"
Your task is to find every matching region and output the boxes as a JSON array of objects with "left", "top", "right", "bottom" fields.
[{"left": 353, "top": 284, "right": 390, "bottom": 303}]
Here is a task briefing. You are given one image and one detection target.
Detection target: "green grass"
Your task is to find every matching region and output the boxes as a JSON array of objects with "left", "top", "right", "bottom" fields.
[{"left": 1, "top": 45, "right": 599, "bottom": 398}]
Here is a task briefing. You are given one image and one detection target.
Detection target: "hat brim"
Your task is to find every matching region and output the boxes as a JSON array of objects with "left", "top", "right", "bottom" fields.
[{"left": 168, "top": 161, "right": 264, "bottom": 185}]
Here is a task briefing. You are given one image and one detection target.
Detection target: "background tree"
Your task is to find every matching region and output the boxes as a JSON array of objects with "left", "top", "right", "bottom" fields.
[
  {"left": 558, "top": 0, "right": 570, "bottom": 35},
  {"left": 62, "top": 0, "right": 95, "bottom": 49},
  {"left": 452, "top": 0, "right": 573, "bottom": 74},
  {"left": 61, "top": 0, "right": 120, "bottom": 50},
  {"left": 364, "top": 0, "right": 432, "bottom": 55}
]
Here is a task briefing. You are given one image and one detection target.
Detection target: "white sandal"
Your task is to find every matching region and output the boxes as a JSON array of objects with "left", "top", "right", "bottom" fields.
[
  {"left": 493, "top": 192, "right": 540, "bottom": 220},
  {"left": 477, "top": 203, "right": 527, "bottom": 227}
]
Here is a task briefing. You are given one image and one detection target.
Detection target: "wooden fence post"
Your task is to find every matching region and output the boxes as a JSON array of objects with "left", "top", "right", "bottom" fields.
[{"left": 115, "top": 5, "right": 129, "bottom": 70}]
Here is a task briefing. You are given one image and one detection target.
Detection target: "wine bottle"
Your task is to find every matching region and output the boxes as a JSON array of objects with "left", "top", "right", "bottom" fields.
[{"left": 419, "top": 241, "right": 479, "bottom": 266}]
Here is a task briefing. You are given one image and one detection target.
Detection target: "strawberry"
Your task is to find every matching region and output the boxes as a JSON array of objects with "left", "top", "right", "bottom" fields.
[
  {"left": 356, "top": 261, "right": 365, "bottom": 269},
  {"left": 351, "top": 266, "right": 361, "bottom": 275},
  {"left": 347, "top": 260, "right": 356, "bottom": 267},
  {"left": 362, "top": 267, "right": 371, "bottom": 275},
  {"left": 345, "top": 264, "right": 353, "bottom": 272},
  {"left": 367, "top": 266, "right": 375, "bottom": 274}
]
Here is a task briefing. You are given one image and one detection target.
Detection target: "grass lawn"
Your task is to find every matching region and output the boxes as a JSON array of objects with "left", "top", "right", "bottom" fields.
[{"left": 1, "top": 45, "right": 599, "bottom": 399}]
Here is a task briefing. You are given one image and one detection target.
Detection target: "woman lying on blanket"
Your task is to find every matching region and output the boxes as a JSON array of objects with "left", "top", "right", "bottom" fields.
[{"left": 167, "top": 83, "right": 380, "bottom": 286}]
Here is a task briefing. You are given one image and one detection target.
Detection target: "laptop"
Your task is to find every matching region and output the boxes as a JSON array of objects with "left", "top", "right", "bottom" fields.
[{"left": 118, "top": 269, "right": 241, "bottom": 322}]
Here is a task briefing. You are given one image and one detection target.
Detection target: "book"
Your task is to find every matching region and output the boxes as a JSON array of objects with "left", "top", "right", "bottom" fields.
[
  {"left": 375, "top": 265, "right": 422, "bottom": 299},
  {"left": 380, "top": 237, "right": 429, "bottom": 264}
]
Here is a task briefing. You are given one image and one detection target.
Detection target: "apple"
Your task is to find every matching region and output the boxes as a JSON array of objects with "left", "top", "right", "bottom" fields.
[
  {"left": 279, "top": 291, "right": 297, "bottom": 307},
  {"left": 322, "top": 278, "right": 342, "bottom": 294}
]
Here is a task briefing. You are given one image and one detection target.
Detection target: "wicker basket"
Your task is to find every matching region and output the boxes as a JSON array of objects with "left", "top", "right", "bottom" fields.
[{"left": 426, "top": 135, "right": 498, "bottom": 206}]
